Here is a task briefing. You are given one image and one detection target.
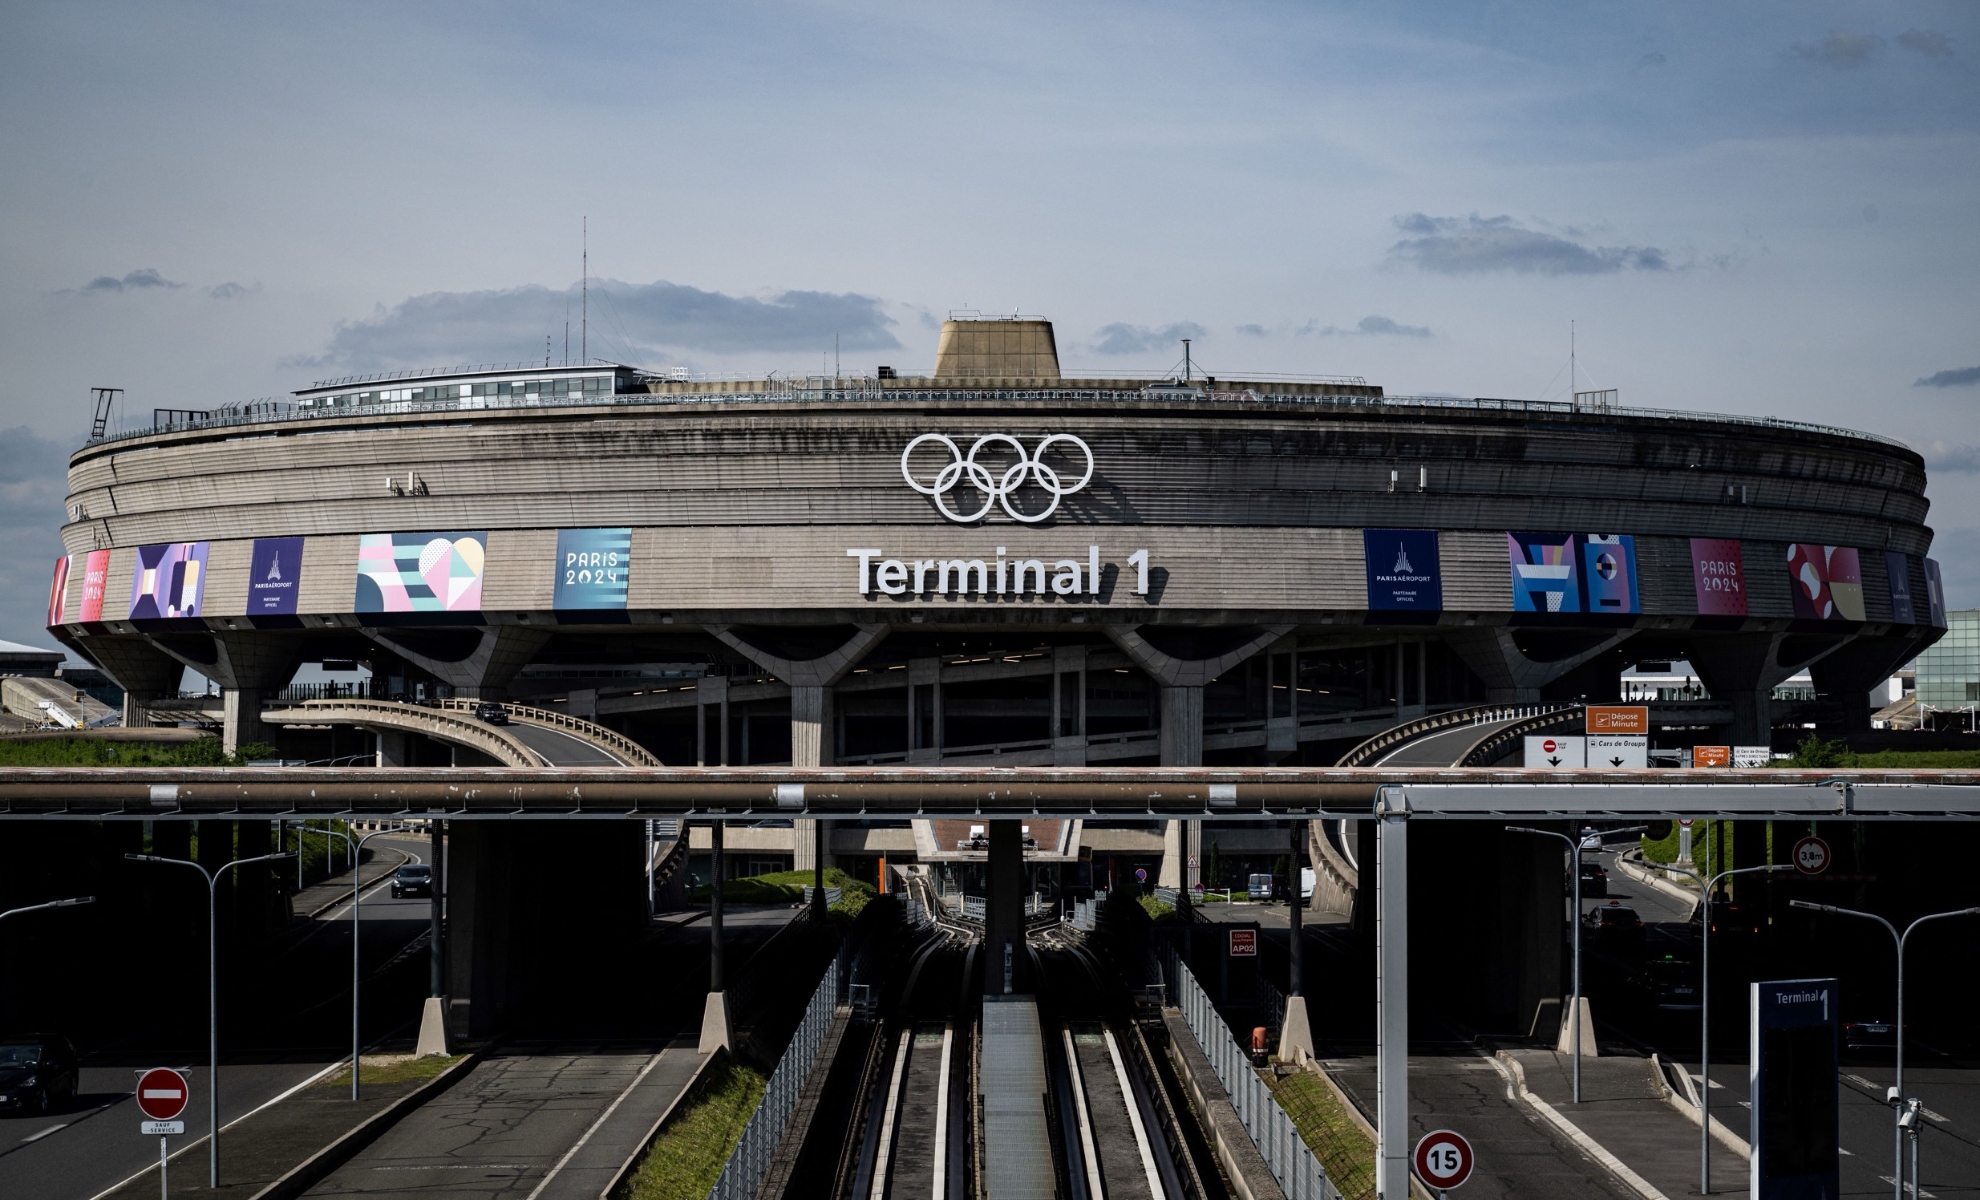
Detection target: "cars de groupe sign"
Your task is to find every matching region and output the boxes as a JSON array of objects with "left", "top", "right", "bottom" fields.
[
  {"left": 1413, "top": 1128, "right": 1474, "bottom": 1192},
  {"left": 137, "top": 1066, "right": 189, "bottom": 1191}
]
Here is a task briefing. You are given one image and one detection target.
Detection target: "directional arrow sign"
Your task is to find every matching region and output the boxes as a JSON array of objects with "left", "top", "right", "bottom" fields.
[{"left": 1523, "top": 736, "right": 1585, "bottom": 768}]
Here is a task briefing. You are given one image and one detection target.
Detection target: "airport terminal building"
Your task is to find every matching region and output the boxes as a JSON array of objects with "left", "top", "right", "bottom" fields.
[{"left": 50, "top": 315, "right": 1948, "bottom": 889}]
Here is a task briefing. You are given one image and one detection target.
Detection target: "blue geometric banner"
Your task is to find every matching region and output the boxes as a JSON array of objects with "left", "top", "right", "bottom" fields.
[{"left": 554, "top": 528, "right": 631, "bottom": 609}]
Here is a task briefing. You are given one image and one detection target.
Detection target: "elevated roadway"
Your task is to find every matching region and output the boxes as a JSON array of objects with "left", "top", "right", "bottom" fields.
[{"left": 258, "top": 698, "right": 662, "bottom": 767}]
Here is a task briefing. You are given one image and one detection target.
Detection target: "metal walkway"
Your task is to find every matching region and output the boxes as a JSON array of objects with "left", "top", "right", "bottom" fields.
[{"left": 980, "top": 996, "right": 1054, "bottom": 1200}]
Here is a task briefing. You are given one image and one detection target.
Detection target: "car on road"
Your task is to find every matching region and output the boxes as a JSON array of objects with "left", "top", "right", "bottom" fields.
[
  {"left": 1691, "top": 898, "right": 1763, "bottom": 939},
  {"left": 1247, "top": 873, "right": 1275, "bottom": 901},
  {"left": 1578, "top": 861, "right": 1609, "bottom": 897},
  {"left": 1583, "top": 901, "right": 1646, "bottom": 952},
  {"left": 474, "top": 701, "right": 509, "bottom": 725},
  {"left": 1630, "top": 955, "right": 1701, "bottom": 1012},
  {"left": 1844, "top": 1019, "right": 1897, "bottom": 1053},
  {"left": 391, "top": 863, "right": 434, "bottom": 899},
  {"left": 0, "top": 1034, "right": 78, "bottom": 1115}
]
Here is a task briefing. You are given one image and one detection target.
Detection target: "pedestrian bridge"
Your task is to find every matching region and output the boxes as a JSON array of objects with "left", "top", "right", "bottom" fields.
[{"left": 259, "top": 697, "right": 662, "bottom": 767}]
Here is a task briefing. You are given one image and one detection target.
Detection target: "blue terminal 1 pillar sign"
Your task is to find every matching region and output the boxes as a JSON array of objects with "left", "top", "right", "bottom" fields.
[{"left": 1750, "top": 978, "right": 1840, "bottom": 1199}]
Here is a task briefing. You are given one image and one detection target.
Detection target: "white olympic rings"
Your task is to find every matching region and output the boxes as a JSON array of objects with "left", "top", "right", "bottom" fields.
[{"left": 900, "top": 433, "right": 1096, "bottom": 524}]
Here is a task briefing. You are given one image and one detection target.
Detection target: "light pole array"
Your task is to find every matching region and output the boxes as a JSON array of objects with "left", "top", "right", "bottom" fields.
[
  {"left": 1507, "top": 823, "right": 1643, "bottom": 1103},
  {"left": 1789, "top": 899, "right": 1980, "bottom": 1200},
  {"left": 1647, "top": 858, "right": 1794, "bottom": 1194},
  {"left": 318, "top": 825, "right": 412, "bottom": 1099},
  {"left": 126, "top": 849, "right": 296, "bottom": 1188}
]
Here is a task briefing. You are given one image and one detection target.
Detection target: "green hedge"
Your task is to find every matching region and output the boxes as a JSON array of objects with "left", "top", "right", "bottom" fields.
[{"left": 0, "top": 736, "right": 276, "bottom": 767}]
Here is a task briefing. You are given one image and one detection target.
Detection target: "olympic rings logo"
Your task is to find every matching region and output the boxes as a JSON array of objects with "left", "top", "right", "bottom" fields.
[{"left": 900, "top": 433, "right": 1095, "bottom": 524}]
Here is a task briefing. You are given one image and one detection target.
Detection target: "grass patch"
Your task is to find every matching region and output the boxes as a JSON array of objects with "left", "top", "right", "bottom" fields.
[
  {"left": 0, "top": 737, "right": 277, "bottom": 767},
  {"left": 625, "top": 1057, "right": 766, "bottom": 1200},
  {"left": 691, "top": 866, "right": 877, "bottom": 916},
  {"left": 318, "top": 1053, "right": 465, "bottom": 1088},
  {"left": 1137, "top": 894, "right": 1178, "bottom": 922},
  {"left": 1273, "top": 1070, "right": 1375, "bottom": 1200}
]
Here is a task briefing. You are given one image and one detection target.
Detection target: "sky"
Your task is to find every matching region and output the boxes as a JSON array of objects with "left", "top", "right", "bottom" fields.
[{"left": 1, "top": 0, "right": 1976, "bottom": 651}]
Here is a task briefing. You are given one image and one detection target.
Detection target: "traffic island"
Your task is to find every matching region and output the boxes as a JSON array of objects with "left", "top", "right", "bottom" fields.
[{"left": 95, "top": 1052, "right": 473, "bottom": 1199}]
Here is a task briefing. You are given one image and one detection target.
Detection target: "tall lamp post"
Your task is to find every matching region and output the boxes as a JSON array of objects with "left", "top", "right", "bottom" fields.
[
  {"left": 1646, "top": 858, "right": 1794, "bottom": 1194},
  {"left": 1507, "top": 823, "right": 1644, "bottom": 1103},
  {"left": 1788, "top": 900, "right": 1980, "bottom": 1200},
  {"left": 126, "top": 849, "right": 296, "bottom": 1188},
  {"left": 318, "top": 825, "right": 411, "bottom": 1099}
]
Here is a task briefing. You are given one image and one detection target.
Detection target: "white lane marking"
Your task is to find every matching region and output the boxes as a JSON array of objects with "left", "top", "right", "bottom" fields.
[
  {"left": 1879, "top": 1177, "right": 1935, "bottom": 1198},
  {"left": 869, "top": 1031, "right": 911, "bottom": 1200},
  {"left": 21, "top": 1123, "right": 68, "bottom": 1143},
  {"left": 86, "top": 1057, "right": 348, "bottom": 1200},
  {"left": 932, "top": 1024, "right": 952, "bottom": 1200},
  {"left": 523, "top": 1048, "right": 670, "bottom": 1200},
  {"left": 1060, "top": 1028, "right": 1104, "bottom": 1200},
  {"left": 1102, "top": 1026, "right": 1165, "bottom": 1200}
]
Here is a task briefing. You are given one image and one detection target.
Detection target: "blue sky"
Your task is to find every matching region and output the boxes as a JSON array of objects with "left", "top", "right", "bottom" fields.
[{"left": 1, "top": 1, "right": 1976, "bottom": 648}]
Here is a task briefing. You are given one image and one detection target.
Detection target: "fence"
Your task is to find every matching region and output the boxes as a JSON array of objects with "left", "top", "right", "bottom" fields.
[
  {"left": 1167, "top": 951, "right": 1341, "bottom": 1200},
  {"left": 707, "top": 958, "right": 840, "bottom": 1200}
]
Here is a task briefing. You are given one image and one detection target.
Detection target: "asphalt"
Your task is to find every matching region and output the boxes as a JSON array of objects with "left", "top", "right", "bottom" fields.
[
  {"left": 503, "top": 722, "right": 625, "bottom": 766},
  {"left": 0, "top": 837, "right": 435, "bottom": 1200},
  {"left": 1374, "top": 717, "right": 1523, "bottom": 767}
]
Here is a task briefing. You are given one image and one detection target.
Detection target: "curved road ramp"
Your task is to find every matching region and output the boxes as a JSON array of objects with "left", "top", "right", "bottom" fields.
[{"left": 260, "top": 697, "right": 662, "bottom": 766}]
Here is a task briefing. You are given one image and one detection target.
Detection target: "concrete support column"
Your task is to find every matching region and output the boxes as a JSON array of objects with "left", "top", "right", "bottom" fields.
[
  {"left": 1445, "top": 625, "right": 1636, "bottom": 706},
  {"left": 1282, "top": 818, "right": 1315, "bottom": 1063},
  {"left": 1158, "top": 684, "right": 1203, "bottom": 897},
  {"left": 417, "top": 820, "right": 449, "bottom": 1056},
  {"left": 122, "top": 690, "right": 162, "bottom": 728},
  {"left": 221, "top": 689, "right": 264, "bottom": 756},
  {"left": 1689, "top": 632, "right": 1839, "bottom": 748},
  {"left": 700, "top": 821, "right": 732, "bottom": 1053},
  {"left": 984, "top": 819, "right": 1027, "bottom": 994},
  {"left": 790, "top": 683, "right": 833, "bottom": 890},
  {"left": 375, "top": 729, "right": 411, "bottom": 767},
  {"left": 1375, "top": 797, "right": 1409, "bottom": 1200}
]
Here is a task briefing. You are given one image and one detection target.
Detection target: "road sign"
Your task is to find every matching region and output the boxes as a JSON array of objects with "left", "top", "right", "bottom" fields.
[
  {"left": 1691, "top": 745, "right": 1731, "bottom": 768},
  {"left": 1733, "top": 745, "right": 1772, "bottom": 767},
  {"left": 1134, "top": 868, "right": 1148, "bottom": 883},
  {"left": 140, "top": 1120, "right": 185, "bottom": 1136},
  {"left": 1791, "top": 836, "right": 1831, "bottom": 875},
  {"left": 1587, "top": 734, "right": 1647, "bottom": 769},
  {"left": 1679, "top": 818, "right": 1694, "bottom": 827},
  {"left": 1413, "top": 1128, "right": 1474, "bottom": 1189},
  {"left": 1523, "top": 735, "right": 1586, "bottom": 768},
  {"left": 135, "top": 1068, "right": 189, "bottom": 1121},
  {"left": 1585, "top": 705, "right": 1648, "bottom": 734},
  {"left": 1228, "top": 929, "right": 1257, "bottom": 957}
]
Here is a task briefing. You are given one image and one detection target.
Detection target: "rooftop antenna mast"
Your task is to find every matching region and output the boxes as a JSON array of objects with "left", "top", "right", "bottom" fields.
[
  {"left": 90, "top": 387, "right": 123, "bottom": 440},
  {"left": 1570, "top": 320, "right": 1576, "bottom": 407},
  {"left": 582, "top": 217, "right": 587, "bottom": 367},
  {"left": 1182, "top": 338, "right": 1193, "bottom": 382}
]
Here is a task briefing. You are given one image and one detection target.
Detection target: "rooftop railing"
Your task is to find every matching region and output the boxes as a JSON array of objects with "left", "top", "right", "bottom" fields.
[{"left": 77, "top": 380, "right": 1911, "bottom": 452}]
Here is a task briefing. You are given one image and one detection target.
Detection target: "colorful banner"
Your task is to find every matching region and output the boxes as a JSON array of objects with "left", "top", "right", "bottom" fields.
[
  {"left": 1364, "top": 529, "right": 1442, "bottom": 611},
  {"left": 78, "top": 549, "right": 110, "bottom": 621},
  {"left": 1507, "top": 532, "right": 1641, "bottom": 614},
  {"left": 1786, "top": 544, "right": 1864, "bottom": 621},
  {"left": 1924, "top": 558, "right": 1946, "bottom": 627},
  {"left": 1690, "top": 538, "right": 1747, "bottom": 616},
  {"left": 46, "top": 557, "right": 70, "bottom": 627},
  {"left": 249, "top": 537, "right": 305, "bottom": 615},
  {"left": 355, "top": 531, "right": 486, "bottom": 613},
  {"left": 130, "top": 542, "right": 209, "bottom": 620},
  {"left": 1884, "top": 551, "right": 1916, "bottom": 624},
  {"left": 554, "top": 528, "right": 631, "bottom": 609}
]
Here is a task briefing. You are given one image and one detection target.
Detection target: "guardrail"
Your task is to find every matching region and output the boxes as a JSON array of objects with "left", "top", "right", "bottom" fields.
[
  {"left": 435, "top": 698, "right": 663, "bottom": 766},
  {"left": 1335, "top": 702, "right": 1574, "bottom": 767},
  {"left": 1166, "top": 951, "right": 1343, "bottom": 1200},
  {"left": 266, "top": 698, "right": 548, "bottom": 766},
  {"left": 1456, "top": 706, "right": 1585, "bottom": 767},
  {"left": 707, "top": 958, "right": 839, "bottom": 1200}
]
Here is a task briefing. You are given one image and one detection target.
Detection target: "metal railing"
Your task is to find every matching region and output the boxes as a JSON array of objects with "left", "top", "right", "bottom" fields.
[
  {"left": 79, "top": 380, "right": 1910, "bottom": 452},
  {"left": 1168, "top": 952, "right": 1342, "bottom": 1200},
  {"left": 707, "top": 958, "right": 839, "bottom": 1200},
  {"left": 434, "top": 697, "right": 663, "bottom": 766}
]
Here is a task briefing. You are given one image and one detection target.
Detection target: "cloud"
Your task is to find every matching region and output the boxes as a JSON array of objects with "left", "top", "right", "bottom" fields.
[
  {"left": 209, "top": 282, "right": 251, "bottom": 300},
  {"left": 1388, "top": 214, "right": 1670, "bottom": 276},
  {"left": 1914, "top": 366, "right": 1980, "bottom": 388},
  {"left": 1091, "top": 321, "right": 1208, "bottom": 355},
  {"left": 1234, "top": 323, "right": 1269, "bottom": 337},
  {"left": 1790, "top": 31, "right": 1884, "bottom": 69},
  {"left": 0, "top": 425, "right": 76, "bottom": 649},
  {"left": 1922, "top": 442, "right": 1980, "bottom": 474},
  {"left": 1353, "top": 315, "right": 1432, "bottom": 337},
  {"left": 291, "top": 279, "right": 900, "bottom": 371},
  {"left": 1898, "top": 30, "right": 1953, "bottom": 58},
  {"left": 79, "top": 268, "right": 183, "bottom": 293}
]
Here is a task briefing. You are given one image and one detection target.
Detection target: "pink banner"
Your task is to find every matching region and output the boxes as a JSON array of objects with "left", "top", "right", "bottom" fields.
[{"left": 1690, "top": 538, "right": 1747, "bottom": 616}]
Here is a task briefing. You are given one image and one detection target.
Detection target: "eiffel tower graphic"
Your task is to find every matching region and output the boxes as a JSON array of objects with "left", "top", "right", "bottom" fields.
[
  {"left": 1393, "top": 545, "right": 1414, "bottom": 574},
  {"left": 266, "top": 553, "right": 282, "bottom": 581}
]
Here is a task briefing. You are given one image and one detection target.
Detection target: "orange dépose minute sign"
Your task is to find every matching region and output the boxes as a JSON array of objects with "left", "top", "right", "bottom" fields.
[{"left": 1584, "top": 705, "right": 1649, "bottom": 735}]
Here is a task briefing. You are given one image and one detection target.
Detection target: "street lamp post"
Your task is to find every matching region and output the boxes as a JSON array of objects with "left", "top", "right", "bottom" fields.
[
  {"left": 1647, "top": 858, "right": 1794, "bottom": 1194},
  {"left": 0, "top": 897, "right": 95, "bottom": 1003},
  {"left": 126, "top": 849, "right": 296, "bottom": 1188},
  {"left": 318, "top": 825, "right": 411, "bottom": 1099},
  {"left": 1788, "top": 900, "right": 1980, "bottom": 1200},
  {"left": 1507, "top": 823, "right": 1644, "bottom": 1103}
]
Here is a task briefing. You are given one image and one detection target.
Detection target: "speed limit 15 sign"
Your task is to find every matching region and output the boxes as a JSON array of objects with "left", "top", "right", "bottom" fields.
[{"left": 1413, "top": 1128, "right": 1474, "bottom": 1189}]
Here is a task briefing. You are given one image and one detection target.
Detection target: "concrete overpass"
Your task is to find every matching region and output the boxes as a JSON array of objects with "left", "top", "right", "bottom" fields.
[{"left": 257, "top": 698, "right": 662, "bottom": 767}]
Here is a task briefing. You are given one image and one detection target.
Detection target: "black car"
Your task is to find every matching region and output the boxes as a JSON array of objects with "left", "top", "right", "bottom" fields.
[
  {"left": 474, "top": 701, "right": 509, "bottom": 726},
  {"left": 391, "top": 863, "right": 434, "bottom": 899},
  {"left": 1578, "top": 861, "right": 1609, "bottom": 897},
  {"left": 1632, "top": 956, "right": 1702, "bottom": 1012},
  {"left": 1584, "top": 902, "right": 1646, "bottom": 952},
  {"left": 1844, "top": 1019, "right": 1898, "bottom": 1052},
  {"left": 0, "top": 1035, "right": 78, "bottom": 1115},
  {"left": 1691, "top": 898, "right": 1764, "bottom": 939}
]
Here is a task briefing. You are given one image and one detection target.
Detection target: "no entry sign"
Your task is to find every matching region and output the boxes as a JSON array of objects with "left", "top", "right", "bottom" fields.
[
  {"left": 1413, "top": 1128, "right": 1474, "bottom": 1189},
  {"left": 1791, "top": 836, "right": 1831, "bottom": 876},
  {"left": 136, "top": 1068, "right": 188, "bottom": 1121}
]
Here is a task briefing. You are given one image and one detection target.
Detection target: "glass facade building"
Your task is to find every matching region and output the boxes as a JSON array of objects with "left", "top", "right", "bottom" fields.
[{"left": 1915, "top": 609, "right": 1980, "bottom": 710}]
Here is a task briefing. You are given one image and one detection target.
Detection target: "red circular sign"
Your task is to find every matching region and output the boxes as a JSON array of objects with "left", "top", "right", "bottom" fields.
[
  {"left": 1542, "top": 739, "right": 1559, "bottom": 753},
  {"left": 1414, "top": 1129, "right": 1474, "bottom": 1188},
  {"left": 136, "top": 1068, "right": 189, "bottom": 1121},
  {"left": 1791, "top": 836, "right": 1831, "bottom": 876}
]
